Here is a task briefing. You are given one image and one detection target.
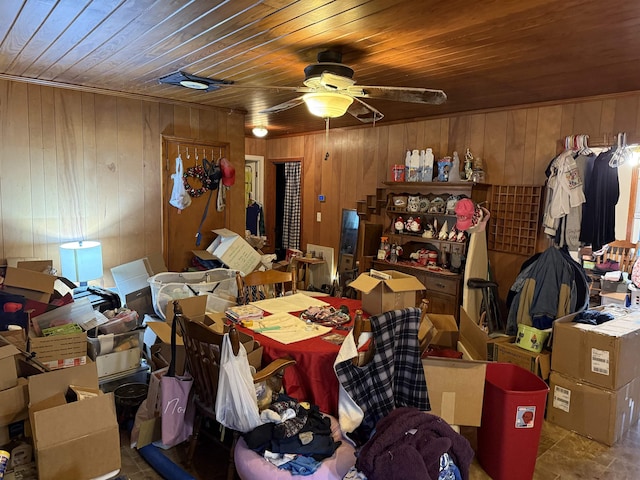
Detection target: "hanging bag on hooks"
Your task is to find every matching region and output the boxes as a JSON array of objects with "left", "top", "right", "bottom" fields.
[
  {"left": 169, "top": 154, "right": 192, "bottom": 211},
  {"left": 195, "top": 150, "right": 223, "bottom": 246}
]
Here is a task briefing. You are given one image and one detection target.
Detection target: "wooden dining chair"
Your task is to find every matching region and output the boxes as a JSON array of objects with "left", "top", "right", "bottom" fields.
[
  {"left": 235, "top": 269, "right": 297, "bottom": 304},
  {"left": 174, "top": 301, "right": 296, "bottom": 479},
  {"left": 596, "top": 240, "right": 637, "bottom": 273}
]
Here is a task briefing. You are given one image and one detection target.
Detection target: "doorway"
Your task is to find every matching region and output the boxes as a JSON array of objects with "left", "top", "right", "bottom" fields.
[{"left": 265, "top": 158, "right": 303, "bottom": 260}]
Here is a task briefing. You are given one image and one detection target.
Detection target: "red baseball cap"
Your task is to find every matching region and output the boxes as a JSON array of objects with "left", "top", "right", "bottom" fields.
[
  {"left": 454, "top": 198, "right": 475, "bottom": 231},
  {"left": 220, "top": 157, "right": 235, "bottom": 186}
]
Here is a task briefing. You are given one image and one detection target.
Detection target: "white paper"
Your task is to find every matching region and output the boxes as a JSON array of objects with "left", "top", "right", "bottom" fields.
[
  {"left": 250, "top": 293, "right": 329, "bottom": 313},
  {"left": 245, "top": 311, "right": 331, "bottom": 344}
]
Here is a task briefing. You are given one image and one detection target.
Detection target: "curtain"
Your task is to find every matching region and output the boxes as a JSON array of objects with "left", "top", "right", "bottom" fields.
[{"left": 282, "top": 162, "right": 301, "bottom": 250}]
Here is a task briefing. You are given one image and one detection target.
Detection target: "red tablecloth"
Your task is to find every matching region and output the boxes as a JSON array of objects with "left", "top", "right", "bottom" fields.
[{"left": 237, "top": 296, "right": 363, "bottom": 417}]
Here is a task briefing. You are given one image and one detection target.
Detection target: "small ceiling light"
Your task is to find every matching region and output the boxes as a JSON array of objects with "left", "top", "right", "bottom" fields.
[
  {"left": 179, "top": 79, "right": 209, "bottom": 90},
  {"left": 252, "top": 126, "right": 268, "bottom": 138},
  {"left": 302, "top": 92, "right": 354, "bottom": 118}
]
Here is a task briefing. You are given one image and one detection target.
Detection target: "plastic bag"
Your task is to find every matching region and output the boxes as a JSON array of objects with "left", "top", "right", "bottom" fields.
[
  {"left": 169, "top": 154, "right": 192, "bottom": 210},
  {"left": 215, "top": 334, "right": 263, "bottom": 433}
]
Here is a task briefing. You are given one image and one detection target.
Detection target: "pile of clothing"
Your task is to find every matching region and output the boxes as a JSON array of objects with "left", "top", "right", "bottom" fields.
[{"left": 243, "top": 394, "right": 342, "bottom": 475}]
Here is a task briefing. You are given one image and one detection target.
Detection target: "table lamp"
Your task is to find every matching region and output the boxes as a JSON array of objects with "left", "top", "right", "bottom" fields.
[{"left": 59, "top": 240, "right": 103, "bottom": 287}]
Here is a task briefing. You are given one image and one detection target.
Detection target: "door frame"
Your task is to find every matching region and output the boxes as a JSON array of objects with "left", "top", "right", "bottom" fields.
[
  {"left": 264, "top": 157, "right": 304, "bottom": 255},
  {"left": 244, "top": 154, "right": 265, "bottom": 206}
]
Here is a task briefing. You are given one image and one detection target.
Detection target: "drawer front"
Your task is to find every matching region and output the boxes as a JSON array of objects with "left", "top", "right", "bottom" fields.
[{"left": 424, "top": 275, "right": 458, "bottom": 296}]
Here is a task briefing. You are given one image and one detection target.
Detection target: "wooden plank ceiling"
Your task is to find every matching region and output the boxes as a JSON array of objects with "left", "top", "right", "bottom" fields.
[{"left": 2, "top": 0, "right": 640, "bottom": 137}]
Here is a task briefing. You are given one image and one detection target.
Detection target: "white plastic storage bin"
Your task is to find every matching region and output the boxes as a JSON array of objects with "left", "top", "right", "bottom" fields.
[
  {"left": 629, "top": 284, "right": 640, "bottom": 309},
  {"left": 148, "top": 268, "right": 239, "bottom": 319}
]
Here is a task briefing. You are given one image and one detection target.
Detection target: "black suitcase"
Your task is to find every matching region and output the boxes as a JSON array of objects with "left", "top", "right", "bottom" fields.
[{"left": 73, "top": 286, "right": 121, "bottom": 312}]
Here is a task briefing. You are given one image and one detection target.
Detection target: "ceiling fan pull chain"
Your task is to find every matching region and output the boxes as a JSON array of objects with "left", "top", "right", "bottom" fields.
[{"left": 324, "top": 118, "right": 330, "bottom": 161}]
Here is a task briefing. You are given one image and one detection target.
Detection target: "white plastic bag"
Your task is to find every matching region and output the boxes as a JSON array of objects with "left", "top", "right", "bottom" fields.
[
  {"left": 215, "top": 334, "right": 263, "bottom": 433},
  {"left": 169, "top": 154, "right": 192, "bottom": 210}
]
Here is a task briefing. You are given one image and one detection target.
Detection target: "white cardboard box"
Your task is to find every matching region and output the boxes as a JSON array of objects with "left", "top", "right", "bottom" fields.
[{"left": 195, "top": 228, "right": 262, "bottom": 275}]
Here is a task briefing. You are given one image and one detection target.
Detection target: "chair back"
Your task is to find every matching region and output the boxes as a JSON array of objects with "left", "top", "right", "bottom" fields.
[
  {"left": 236, "top": 269, "right": 297, "bottom": 304},
  {"left": 177, "top": 312, "right": 227, "bottom": 408},
  {"left": 597, "top": 240, "right": 637, "bottom": 273}
]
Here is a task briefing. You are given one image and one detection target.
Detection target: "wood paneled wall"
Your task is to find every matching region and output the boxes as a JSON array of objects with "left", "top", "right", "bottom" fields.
[
  {"left": 0, "top": 79, "right": 245, "bottom": 287},
  {"left": 247, "top": 94, "right": 640, "bottom": 299}
]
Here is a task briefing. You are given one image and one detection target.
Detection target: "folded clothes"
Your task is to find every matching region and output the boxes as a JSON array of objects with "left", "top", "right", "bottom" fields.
[{"left": 573, "top": 310, "right": 616, "bottom": 325}]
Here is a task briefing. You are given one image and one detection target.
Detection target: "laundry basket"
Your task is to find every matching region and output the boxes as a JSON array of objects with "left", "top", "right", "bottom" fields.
[{"left": 148, "top": 268, "right": 239, "bottom": 319}]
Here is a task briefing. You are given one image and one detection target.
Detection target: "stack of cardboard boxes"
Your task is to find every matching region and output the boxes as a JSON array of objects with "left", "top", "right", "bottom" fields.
[{"left": 547, "top": 309, "right": 640, "bottom": 445}]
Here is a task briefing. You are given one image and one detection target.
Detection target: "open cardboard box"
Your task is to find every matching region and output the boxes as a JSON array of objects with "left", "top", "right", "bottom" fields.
[
  {"left": 110, "top": 253, "right": 167, "bottom": 310},
  {"left": 349, "top": 270, "right": 425, "bottom": 315},
  {"left": 0, "top": 340, "right": 20, "bottom": 391},
  {"left": 192, "top": 228, "right": 262, "bottom": 275},
  {"left": 425, "top": 313, "right": 459, "bottom": 350},
  {"left": 3, "top": 266, "right": 57, "bottom": 304},
  {"left": 458, "top": 306, "right": 514, "bottom": 361},
  {"left": 28, "top": 361, "right": 120, "bottom": 480},
  {"left": 422, "top": 356, "right": 487, "bottom": 426},
  {"left": 146, "top": 296, "right": 262, "bottom": 374}
]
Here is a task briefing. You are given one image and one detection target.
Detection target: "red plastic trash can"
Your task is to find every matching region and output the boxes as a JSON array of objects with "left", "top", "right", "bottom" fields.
[{"left": 477, "top": 362, "right": 549, "bottom": 480}]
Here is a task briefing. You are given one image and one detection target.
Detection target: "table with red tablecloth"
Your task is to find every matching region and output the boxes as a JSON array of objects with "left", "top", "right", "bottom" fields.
[{"left": 237, "top": 296, "right": 364, "bottom": 417}]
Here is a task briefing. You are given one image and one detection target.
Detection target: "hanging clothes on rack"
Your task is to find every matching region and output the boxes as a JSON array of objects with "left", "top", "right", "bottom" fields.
[
  {"left": 542, "top": 136, "right": 587, "bottom": 249},
  {"left": 246, "top": 199, "right": 265, "bottom": 236},
  {"left": 579, "top": 148, "right": 620, "bottom": 252}
]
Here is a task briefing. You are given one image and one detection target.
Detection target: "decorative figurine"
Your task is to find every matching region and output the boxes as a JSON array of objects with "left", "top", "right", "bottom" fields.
[
  {"left": 449, "top": 151, "right": 462, "bottom": 182},
  {"left": 394, "top": 216, "right": 405, "bottom": 233},
  {"left": 464, "top": 148, "right": 474, "bottom": 181},
  {"left": 438, "top": 220, "right": 449, "bottom": 240},
  {"left": 437, "top": 157, "right": 452, "bottom": 182}
]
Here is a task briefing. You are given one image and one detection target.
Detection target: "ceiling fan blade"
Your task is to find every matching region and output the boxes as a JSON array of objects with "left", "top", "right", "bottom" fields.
[
  {"left": 347, "top": 85, "right": 447, "bottom": 105},
  {"left": 348, "top": 97, "right": 384, "bottom": 123},
  {"left": 259, "top": 96, "right": 306, "bottom": 114}
]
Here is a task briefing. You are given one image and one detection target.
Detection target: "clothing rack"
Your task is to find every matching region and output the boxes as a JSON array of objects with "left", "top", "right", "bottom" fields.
[{"left": 556, "top": 132, "right": 639, "bottom": 152}]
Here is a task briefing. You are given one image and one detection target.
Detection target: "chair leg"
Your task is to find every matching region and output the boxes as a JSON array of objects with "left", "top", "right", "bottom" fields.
[
  {"left": 227, "top": 431, "right": 239, "bottom": 480},
  {"left": 185, "top": 412, "right": 203, "bottom": 467}
]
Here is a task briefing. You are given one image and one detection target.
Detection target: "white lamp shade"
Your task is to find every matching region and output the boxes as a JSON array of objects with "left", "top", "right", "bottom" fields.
[
  {"left": 60, "top": 241, "right": 103, "bottom": 283},
  {"left": 302, "top": 92, "right": 354, "bottom": 118}
]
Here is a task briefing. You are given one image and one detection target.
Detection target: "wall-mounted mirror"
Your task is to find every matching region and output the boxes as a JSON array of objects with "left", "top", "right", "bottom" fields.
[{"left": 338, "top": 209, "right": 359, "bottom": 275}]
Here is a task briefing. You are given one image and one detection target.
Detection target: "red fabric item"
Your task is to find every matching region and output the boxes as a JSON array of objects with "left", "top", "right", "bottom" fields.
[
  {"left": 422, "top": 345, "right": 463, "bottom": 359},
  {"left": 237, "top": 296, "right": 364, "bottom": 416}
]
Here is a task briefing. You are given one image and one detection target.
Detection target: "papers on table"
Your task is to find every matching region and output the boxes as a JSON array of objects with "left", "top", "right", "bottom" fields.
[
  {"left": 250, "top": 293, "right": 329, "bottom": 314},
  {"left": 244, "top": 311, "right": 331, "bottom": 344}
]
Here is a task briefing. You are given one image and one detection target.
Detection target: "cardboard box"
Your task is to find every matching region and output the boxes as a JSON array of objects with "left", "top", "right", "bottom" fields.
[
  {"left": 28, "top": 332, "right": 87, "bottom": 371},
  {"left": 3, "top": 267, "right": 56, "bottom": 303},
  {"left": 458, "top": 306, "right": 514, "bottom": 361},
  {"left": 28, "top": 361, "right": 120, "bottom": 480},
  {"left": 0, "top": 341, "right": 20, "bottom": 391},
  {"left": 193, "top": 228, "right": 262, "bottom": 275},
  {"left": 422, "top": 357, "right": 486, "bottom": 426},
  {"left": 547, "top": 371, "right": 640, "bottom": 446},
  {"left": 0, "top": 377, "right": 28, "bottom": 427},
  {"left": 110, "top": 253, "right": 167, "bottom": 309},
  {"left": 551, "top": 309, "right": 640, "bottom": 390},
  {"left": 426, "top": 314, "right": 459, "bottom": 349},
  {"left": 494, "top": 341, "right": 551, "bottom": 380},
  {"left": 349, "top": 270, "right": 425, "bottom": 315}
]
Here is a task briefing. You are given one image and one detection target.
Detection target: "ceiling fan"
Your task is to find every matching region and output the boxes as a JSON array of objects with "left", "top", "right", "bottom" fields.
[{"left": 159, "top": 50, "right": 447, "bottom": 123}]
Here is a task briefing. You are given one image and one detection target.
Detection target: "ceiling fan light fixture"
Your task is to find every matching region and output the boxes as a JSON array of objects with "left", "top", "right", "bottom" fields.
[
  {"left": 302, "top": 92, "right": 353, "bottom": 118},
  {"left": 252, "top": 126, "right": 268, "bottom": 137},
  {"left": 179, "top": 79, "right": 209, "bottom": 90}
]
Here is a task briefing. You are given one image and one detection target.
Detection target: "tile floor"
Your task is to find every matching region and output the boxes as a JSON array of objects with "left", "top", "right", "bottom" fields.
[{"left": 117, "top": 419, "right": 640, "bottom": 479}]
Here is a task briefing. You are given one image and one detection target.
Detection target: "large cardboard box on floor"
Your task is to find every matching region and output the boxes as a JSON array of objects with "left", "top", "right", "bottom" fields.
[
  {"left": 547, "top": 371, "right": 640, "bottom": 446},
  {"left": 28, "top": 361, "right": 120, "bottom": 480},
  {"left": 349, "top": 270, "right": 425, "bottom": 315},
  {"left": 458, "top": 306, "right": 514, "bottom": 361},
  {"left": 193, "top": 228, "right": 262, "bottom": 275},
  {"left": 551, "top": 309, "right": 640, "bottom": 390},
  {"left": 422, "top": 357, "right": 486, "bottom": 426},
  {"left": 494, "top": 341, "right": 551, "bottom": 380}
]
